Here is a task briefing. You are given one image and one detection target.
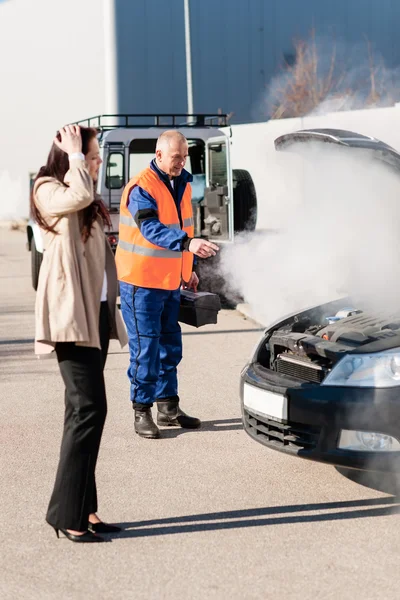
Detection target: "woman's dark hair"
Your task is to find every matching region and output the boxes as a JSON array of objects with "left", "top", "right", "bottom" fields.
[{"left": 30, "top": 126, "right": 111, "bottom": 242}]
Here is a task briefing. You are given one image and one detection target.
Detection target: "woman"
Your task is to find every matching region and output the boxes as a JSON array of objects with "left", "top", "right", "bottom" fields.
[{"left": 32, "top": 124, "right": 127, "bottom": 543}]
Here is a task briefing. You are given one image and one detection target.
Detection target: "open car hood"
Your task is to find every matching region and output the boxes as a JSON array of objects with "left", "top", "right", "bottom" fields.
[{"left": 274, "top": 128, "right": 400, "bottom": 172}]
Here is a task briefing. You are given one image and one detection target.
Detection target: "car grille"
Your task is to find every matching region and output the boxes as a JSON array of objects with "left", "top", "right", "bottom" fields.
[
  {"left": 276, "top": 354, "right": 327, "bottom": 383},
  {"left": 244, "top": 409, "right": 321, "bottom": 452}
]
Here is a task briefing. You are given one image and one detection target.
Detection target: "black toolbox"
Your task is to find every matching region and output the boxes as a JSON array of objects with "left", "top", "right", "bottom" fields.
[{"left": 179, "top": 290, "right": 221, "bottom": 327}]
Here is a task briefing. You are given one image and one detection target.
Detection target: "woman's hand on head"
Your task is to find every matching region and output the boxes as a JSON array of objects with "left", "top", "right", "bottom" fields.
[{"left": 54, "top": 124, "right": 83, "bottom": 155}]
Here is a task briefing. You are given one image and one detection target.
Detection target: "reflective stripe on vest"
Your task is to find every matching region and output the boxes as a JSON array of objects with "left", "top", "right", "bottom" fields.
[
  {"left": 119, "top": 214, "right": 181, "bottom": 230},
  {"left": 115, "top": 167, "right": 194, "bottom": 290},
  {"left": 118, "top": 240, "right": 182, "bottom": 259}
]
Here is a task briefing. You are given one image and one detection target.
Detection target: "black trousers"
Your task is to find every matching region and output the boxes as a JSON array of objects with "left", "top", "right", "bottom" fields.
[{"left": 46, "top": 302, "right": 110, "bottom": 531}]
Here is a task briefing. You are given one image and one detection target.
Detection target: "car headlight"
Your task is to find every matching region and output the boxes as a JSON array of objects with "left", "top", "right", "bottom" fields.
[
  {"left": 338, "top": 429, "right": 400, "bottom": 452},
  {"left": 322, "top": 348, "right": 400, "bottom": 387}
]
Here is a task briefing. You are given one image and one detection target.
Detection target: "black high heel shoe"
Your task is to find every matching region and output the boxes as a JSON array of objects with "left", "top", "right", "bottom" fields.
[
  {"left": 88, "top": 521, "right": 122, "bottom": 534},
  {"left": 53, "top": 527, "right": 105, "bottom": 543}
]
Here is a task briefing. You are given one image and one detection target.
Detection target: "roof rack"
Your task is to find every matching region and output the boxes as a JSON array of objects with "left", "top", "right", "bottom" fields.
[{"left": 75, "top": 113, "right": 228, "bottom": 130}]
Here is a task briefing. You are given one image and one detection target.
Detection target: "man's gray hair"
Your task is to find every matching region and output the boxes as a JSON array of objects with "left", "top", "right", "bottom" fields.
[{"left": 156, "top": 130, "right": 188, "bottom": 150}]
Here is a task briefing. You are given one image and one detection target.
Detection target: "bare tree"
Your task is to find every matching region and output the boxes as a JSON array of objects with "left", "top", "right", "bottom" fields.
[{"left": 268, "top": 30, "right": 399, "bottom": 119}]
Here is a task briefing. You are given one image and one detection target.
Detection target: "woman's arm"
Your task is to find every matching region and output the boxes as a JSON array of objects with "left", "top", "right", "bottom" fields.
[
  {"left": 34, "top": 125, "right": 94, "bottom": 217},
  {"left": 34, "top": 160, "right": 94, "bottom": 217}
]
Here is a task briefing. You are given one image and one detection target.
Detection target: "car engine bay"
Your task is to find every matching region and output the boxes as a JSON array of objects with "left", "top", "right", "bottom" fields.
[{"left": 259, "top": 306, "right": 400, "bottom": 384}]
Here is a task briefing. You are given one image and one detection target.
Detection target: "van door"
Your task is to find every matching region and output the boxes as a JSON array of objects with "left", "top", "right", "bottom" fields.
[
  {"left": 203, "top": 136, "right": 233, "bottom": 242},
  {"left": 101, "top": 142, "right": 126, "bottom": 227}
]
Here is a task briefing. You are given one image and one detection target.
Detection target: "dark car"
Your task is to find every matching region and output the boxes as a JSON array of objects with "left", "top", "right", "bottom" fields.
[{"left": 240, "top": 128, "right": 400, "bottom": 491}]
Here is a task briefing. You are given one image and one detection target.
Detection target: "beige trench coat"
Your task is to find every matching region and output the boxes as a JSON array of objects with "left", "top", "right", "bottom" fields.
[{"left": 33, "top": 158, "right": 127, "bottom": 354}]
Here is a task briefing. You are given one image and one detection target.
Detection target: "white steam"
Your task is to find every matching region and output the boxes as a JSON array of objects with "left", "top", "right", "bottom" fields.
[{"left": 220, "top": 145, "right": 400, "bottom": 326}]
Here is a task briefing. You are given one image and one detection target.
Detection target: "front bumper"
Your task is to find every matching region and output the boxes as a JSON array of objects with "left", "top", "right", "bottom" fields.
[{"left": 240, "top": 362, "right": 400, "bottom": 472}]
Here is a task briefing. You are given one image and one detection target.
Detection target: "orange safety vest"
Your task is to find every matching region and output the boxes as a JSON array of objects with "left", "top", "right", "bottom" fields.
[{"left": 115, "top": 167, "right": 194, "bottom": 290}]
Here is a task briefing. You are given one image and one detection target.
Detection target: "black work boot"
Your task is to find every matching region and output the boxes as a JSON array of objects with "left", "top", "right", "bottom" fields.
[
  {"left": 156, "top": 397, "right": 201, "bottom": 429},
  {"left": 133, "top": 403, "right": 160, "bottom": 439}
]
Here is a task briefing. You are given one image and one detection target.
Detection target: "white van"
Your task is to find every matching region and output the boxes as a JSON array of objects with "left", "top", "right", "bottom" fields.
[{"left": 27, "top": 113, "right": 257, "bottom": 290}]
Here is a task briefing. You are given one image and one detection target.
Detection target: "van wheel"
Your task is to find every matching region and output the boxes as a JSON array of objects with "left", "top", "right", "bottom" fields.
[
  {"left": 232, "top": 169, "right": 257, "bottom": 233},
  {"left": 31, "top": 237, "right": 43, "bottom": 291}
]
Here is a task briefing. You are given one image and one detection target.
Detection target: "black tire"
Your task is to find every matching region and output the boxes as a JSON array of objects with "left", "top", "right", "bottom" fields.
[
  {"left": 31, "top": 236, "right": 43, "bottom": 291},
  {"left": 232, "top": 169, "right": 257, "bottom": 233},
  {"left": 335, "top": 467, "right": 400, "bottom": 496}
]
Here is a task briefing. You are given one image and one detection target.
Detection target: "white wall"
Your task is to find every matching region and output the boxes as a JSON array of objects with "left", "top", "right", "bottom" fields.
[
  {"left": 0, "top": 0, "right": 115, "bottom": 220},
  {"left": 229, "top": 105, "right": 400, "bottom": 230}
]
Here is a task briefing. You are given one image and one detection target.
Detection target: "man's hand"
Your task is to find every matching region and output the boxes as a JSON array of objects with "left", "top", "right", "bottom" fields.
[
  {"left": 182, "top": 271, "right": 199, "bottom": 292},
  {"left": 54, "top": 124, "right": 83, "bottom": 155},
  {"left": 188, "top": 238, "right": 219, "bottom": 259}
]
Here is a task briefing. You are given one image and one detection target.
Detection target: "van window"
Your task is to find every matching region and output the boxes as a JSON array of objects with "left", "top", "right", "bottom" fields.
[
  {"left": 209, "top": 142, "right": 228, "bottom": 186},
  {"left": 106, "top": 152, "right": 124, "bottom": 189},
  {"left": 129, "top": 138, "right": 205, "bottom": 177},
  {"left": 129, "top": 139, "right": 156, "bottom": 176}
]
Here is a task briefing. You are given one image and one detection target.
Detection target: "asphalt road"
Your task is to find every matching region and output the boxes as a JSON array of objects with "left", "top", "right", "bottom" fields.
[{"left": 1, "top": 228, "right": 399, "bottom": 600}]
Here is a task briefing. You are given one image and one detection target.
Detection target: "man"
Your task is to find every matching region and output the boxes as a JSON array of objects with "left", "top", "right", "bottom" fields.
[{"left": 115, "top": 131, "right": 219, "bottom": 439}]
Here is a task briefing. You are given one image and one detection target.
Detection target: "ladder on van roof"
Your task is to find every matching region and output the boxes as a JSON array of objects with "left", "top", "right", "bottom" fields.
[{"left": 75, "top": 113, "right": 228, "bottom": 130}]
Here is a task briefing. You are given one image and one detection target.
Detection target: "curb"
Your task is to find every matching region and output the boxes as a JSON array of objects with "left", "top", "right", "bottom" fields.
[{"left": 236, "top": 303, "right": 264, "bottom": 327}]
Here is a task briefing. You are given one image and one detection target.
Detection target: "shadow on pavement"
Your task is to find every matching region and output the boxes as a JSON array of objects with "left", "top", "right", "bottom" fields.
[
  {"left": 181, "top": 328, "right": 263, "bottom": 336},
  {"left": 159, "top": 418, "right": 243, "bottom": 438},
  {"left": 0, "top": 338, "right": 34, "bottom": 345},
  {"left": 110, "top": 496, "right": 400, "bottom": 540}
]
